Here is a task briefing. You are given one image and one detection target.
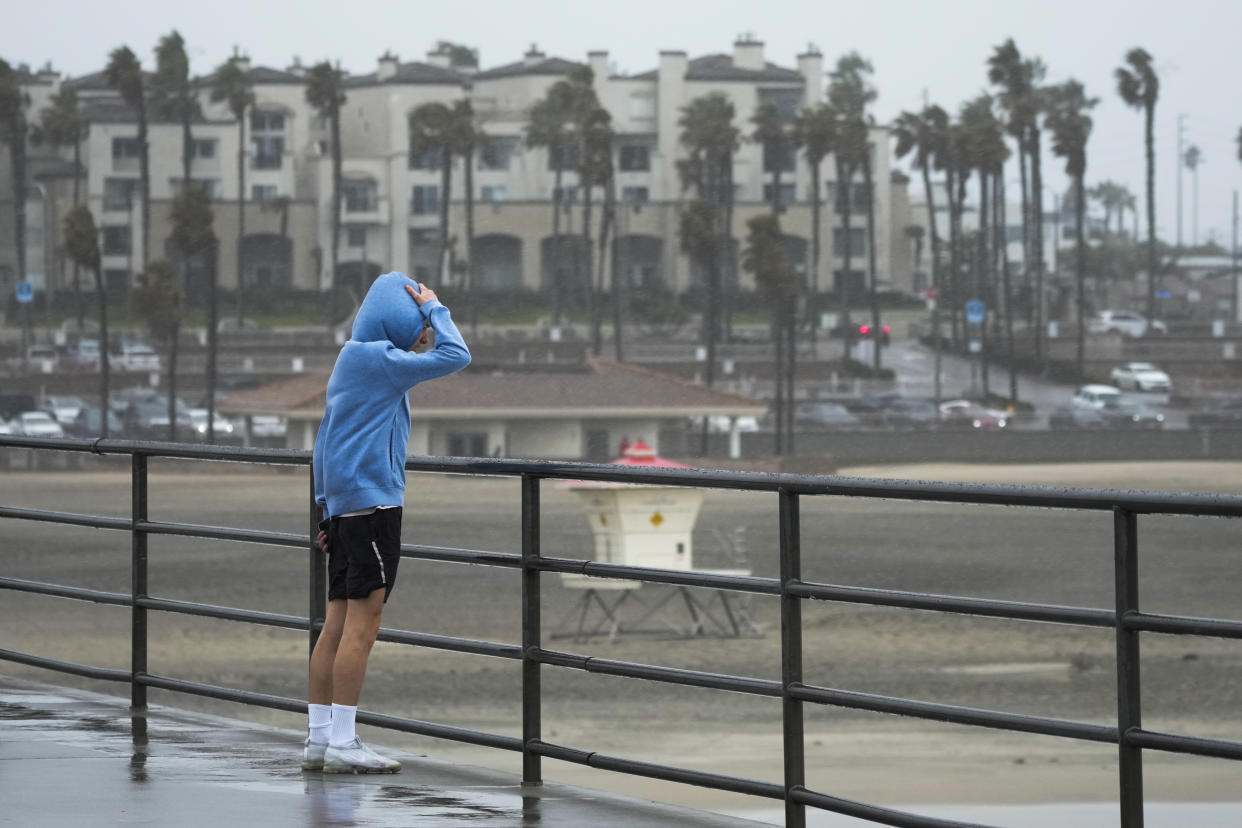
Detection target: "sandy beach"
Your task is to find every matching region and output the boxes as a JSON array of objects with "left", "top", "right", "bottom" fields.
[{"left": 2, "top": 459, "right": 1240, "bottom": 819}]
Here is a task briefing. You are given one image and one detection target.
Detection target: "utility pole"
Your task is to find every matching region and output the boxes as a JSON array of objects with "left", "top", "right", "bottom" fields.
[{"left": 1176, "top": 114, "right": 1187, "bottom": 250}]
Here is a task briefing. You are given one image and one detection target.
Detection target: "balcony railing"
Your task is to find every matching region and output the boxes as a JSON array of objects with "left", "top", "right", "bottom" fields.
[{"left": 2, "top": 435, "right": 1241, "bottom": 828}]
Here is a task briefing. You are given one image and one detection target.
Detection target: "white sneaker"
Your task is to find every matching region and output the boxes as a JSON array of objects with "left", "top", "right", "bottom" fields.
[
  {"left": 302, "top": 738, "right": 327, "bottom": 771},
  {"left": 322, "top": 737, "right": 401, "bottom": 774}
]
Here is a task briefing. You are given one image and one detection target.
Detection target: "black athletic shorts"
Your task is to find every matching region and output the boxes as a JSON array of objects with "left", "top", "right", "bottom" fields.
[{"left": 325, "top": 507, "right": 402, "bottom": 602}]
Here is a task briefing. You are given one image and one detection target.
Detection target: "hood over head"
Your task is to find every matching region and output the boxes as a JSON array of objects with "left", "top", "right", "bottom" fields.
[{"left": 350, "top": 271, "right": 425, "bottom": 350}]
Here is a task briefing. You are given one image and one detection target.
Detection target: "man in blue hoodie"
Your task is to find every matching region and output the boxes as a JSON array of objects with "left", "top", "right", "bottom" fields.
[{"left": 305, "top": 271, "right": 470, "bottom": 773}]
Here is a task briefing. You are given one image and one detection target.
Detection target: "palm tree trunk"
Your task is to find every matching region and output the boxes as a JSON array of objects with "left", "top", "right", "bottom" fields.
[
  {"left": 72, "top": 139, "right": 85, "bottom": 331},
  {"left": 94, "top": 263, "right": 111, "bottom": 438},
  {"left": 168, "top": 321, "right": 180, "bottom": 443},
  {"left": 329, "top": 106, "right": 342, "bottom": 322},
  {"left": 785, "top": 299, "right": 796, "bottom": 455},
  {"left": 920, "top": 157, "right": 944, "bottom": 411},
  {"left": 10, "top": 116, "right": 27, "bottom": 318},
  {"left": 464, "top": 146, "right": 476, "bottom": 336},
  {"left": 772, "top": 313, "right": 784, "bottom": 455},
  {"left": 236, "top": 114, "right": 246, "bottom": 327},
  {"left": 809, "top": 159, "right": 821, "bottom": 352},
  {"left": 551, "top": 159, "right": 563, "bottom": 326},
  {"left": 977, "top": 168, "right": 990, "bottom": 395},
  {"left": 1144, "top": 102, "right": 1157, "bottom": 321},
  {"left": 837, "top": 159, "right": 854, "bottom": 364},
  {"left": 945, "top": 166, "right": 962, "bottom": 347},
  {"left": 997, "top": 174, "right": 1018, "bottom": 404},
  {"left": 438, "top": 147, "right": 452, "bottom": 280},
  {"left": 582, "top": 175, "right": 597, "bottom": 355},
  {"left": 606, "top": 178, "right": 624, "bottom": 362},
  {"left": 1030, "top": 126, "right": 1046, "bottom": 366},
  {"left": 1017, "top": 141, "right": 1031, "bottom": 326},
  {"left": 182, "top": 117, "right": 192, "bottom": 187},
  {"left": 863, "top": 149, "right": 881, "bottom": 371},
  {"left": 206, "top": 239, "right": 219, "bottom": 443},
  {"left": 1075, "top": 171, "right": 1087, "bottom": 380},
  {"left": 720, "top": 151, "right": 735, "bottom": 344},
  {"left": 139, "top": 107, "right": 151, "bottom": 269}
]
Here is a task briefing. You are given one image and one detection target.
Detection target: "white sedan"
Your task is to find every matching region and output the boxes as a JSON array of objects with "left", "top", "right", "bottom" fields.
[
  {"left": 17, "top": 411, "right": 65, "bottom": 438},
  {"left": 1109, "top": 362, "right": 1171, "bottom": 393}
]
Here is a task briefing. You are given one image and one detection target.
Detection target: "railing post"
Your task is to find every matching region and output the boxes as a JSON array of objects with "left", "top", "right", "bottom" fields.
[
  {"left": 309, "top": 463, "right": 326, "bottom": 657},
  {"left": 1114, "top": 507, "right": 1144, "bottom": 827},
  {"left": 521, "top": 473, "right": 542, "bottom": 787},
  {"left": 131, "top": 452, "right": 148, "bottom": 710},
  {"left": 779, "top": 487, "right": 805, "bottom": 828}
]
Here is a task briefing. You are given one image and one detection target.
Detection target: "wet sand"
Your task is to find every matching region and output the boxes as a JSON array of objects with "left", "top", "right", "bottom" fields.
[{"left": 2, "top": 460, "right": 1240, "bottom": 817}]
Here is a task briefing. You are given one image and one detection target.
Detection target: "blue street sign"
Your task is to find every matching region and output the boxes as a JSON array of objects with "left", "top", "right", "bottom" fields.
[
  {"left": 15, "top": 281, "right": 33, "bottom": 304},
  {"left": 1155, "top": 290, "right": 1172, "bottom": 299},
  {"left": 965, "top": 300, "right": 985, "bottom": 324}
]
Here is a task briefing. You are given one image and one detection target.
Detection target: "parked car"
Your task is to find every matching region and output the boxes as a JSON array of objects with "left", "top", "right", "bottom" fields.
[
  {"left": 42, "top": 395, "right": 87, "bottom": 426},
  {"left": 1087, "top": 309, "right": 1167, "bottom": 338},
  {"left": 26, "top": 344, "right": 59, "bottom": 371},
  {"left": 121, "top": 397, "right": 194, "bottom": 440},
  {"left": 1049, "top": 406, "right": 1110, "bottom": 430},
  {"left": 65, "top": 404, "right": 123, "bottom": 438},
  {"left": 1071, "top": 384, "right": 1124, "bottom": 410},
  {"left": 879, "top": 398, "right": 940, "bottom": 430},
  {"left": 1099, "top": 399, "right": 1165, "bottom": 430},
  {"left": 938, "top": 399, "right": 1008, "bottom": 429},
  {"left": 16, "top": 410, "right": 65, "bottom": 438},
  {"left": 71, "top": 338, "right": 102, "bottom": 371},
  {"left": 110, "top": 340, "right": 161, "bottom": 372},
  {"left": 795, "top": 401, "right": 862, "bottom": 430},
  {"left": 840, "top": 392, "right": 903, "bottom": 426},
  {"left": 1109, "top": 362, "right": 1171, "bottom": 393},
  {"left": 1188, "top": 398, "right": 1242, "bottom": 429},
  {"left": 188, "top": 408, "right": 239, "bottom": 441}
]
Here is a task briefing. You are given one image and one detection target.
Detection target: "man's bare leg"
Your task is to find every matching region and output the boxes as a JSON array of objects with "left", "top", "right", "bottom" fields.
[
  {"left": 331, "top": 588, "right": 387, "bottom": 707},
  {"left": 309, "top": 599, "right": 347, "bottom": 704}
]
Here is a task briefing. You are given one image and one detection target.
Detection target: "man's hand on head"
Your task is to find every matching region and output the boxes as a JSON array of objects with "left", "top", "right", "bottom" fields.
[{"left": 405, "top": 283, "right": 438, "bottom": 307}]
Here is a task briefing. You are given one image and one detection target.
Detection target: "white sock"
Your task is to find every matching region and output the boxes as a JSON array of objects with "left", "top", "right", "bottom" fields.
[
  {"left": 308, "top": 703, "right": 332, "bottom": 745},
  {"left": 329, "top": 703, "right": 358, "bottom": 747}
]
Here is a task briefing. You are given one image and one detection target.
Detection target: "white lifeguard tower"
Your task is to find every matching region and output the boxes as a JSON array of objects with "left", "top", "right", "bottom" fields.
[{"left": 557, "top": 441, "right": 759, "bottom": 641}]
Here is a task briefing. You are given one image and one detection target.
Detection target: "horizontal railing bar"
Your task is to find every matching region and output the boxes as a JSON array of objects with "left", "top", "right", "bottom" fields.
[
  {"left": 790, "top": 683, "right": 1118, "bottom": 743},
  {"left": 9, "top": 436, "right": 1242, "bottom": 516},
  {"left": 400, "top": 543, "right": 523, "bottom": 569},
  {"left": 528, "top": 739, "right": 785, "bottom": 799},
  {"left": 789, "top": 580, "right": 1116, "bottom": 628},
  {"left": 0, "top": 576, "right": 131, "bottom": 607},
  {"left": 533, "top": 556, "right": 782, "bottom": 594},
  {"left": 138, "top": 520, "right": 306, "bottom": 548},
  {"left": 137, "top": 673, "right": 522, "bottom": 752},
  {"left": 1127, "top": 728, "right": 1242, "bottom": 761},
  {"left": 0, "top": 504, "right": 131, "bottom": 531},
  {"left": 137, "top": 597, "right": 309, "bottom": 631},
  {"left": 791, "top": 786, "right": 989, "bottom": 828},
  {"left": 377, "top": 627, "right": 522, "bottom": 660},
  {"left": 0, "top": 647, "right": 130, "bottom": 683},
  {"left": 532, "top": 647, "right": 783, "bottom": 696},
  {"left": 1124, "top": 611, "right": 1242, "bottom": 640},
  {"left": 357, "top": 710, "right": 523, "bottom": 752}
]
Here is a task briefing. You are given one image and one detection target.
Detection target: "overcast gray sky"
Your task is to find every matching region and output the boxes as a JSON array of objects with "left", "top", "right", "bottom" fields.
[{"left": 5, "top": 0, "right": 1241, "bottom": 248}]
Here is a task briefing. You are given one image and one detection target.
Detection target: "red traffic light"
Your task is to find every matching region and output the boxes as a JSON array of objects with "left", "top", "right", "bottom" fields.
[{"left": 859, "top": 324, "right": 870, "bottom": 335}]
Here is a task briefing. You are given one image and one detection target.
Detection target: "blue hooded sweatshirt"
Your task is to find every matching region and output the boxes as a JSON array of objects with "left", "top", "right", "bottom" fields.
[{"left": 313, "top": 271, "right": 470, "bottom": 520}]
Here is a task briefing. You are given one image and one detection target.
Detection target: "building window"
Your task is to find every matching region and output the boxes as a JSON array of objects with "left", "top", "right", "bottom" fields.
[
  {"left": 446, "top": 432, "right": 488, "bottom": 457},
  {"left": 833, "top": 227, "right": 867, "bottom": 256},
  {"left": 547, "top": 143, "right": 578, "bottom": 171},
  {"left": 102, "top": 226, "right": 132, "bottom": 256},
  {"left": 833, "top": 182, "right": 872, "bottom": 212},
  {"left": 346, "top": 226, "right": 366, "bottom": 247},
  {"left": 103, "top": 178, "right": 138, "bottom": 211},
  {"left": 251, "top": 184, "right": 278, "bottom": 202},
  {"left": 763, "top": 183, "right": 796, "bottom": 207},
  {"left": 621, "top": 186, "right": 648, "bottom": 205},
  {"left": 411, "top": 185, "right": 440, "bottom": 214},
  {"left": 25, "top": 225, "right": 44, "bottom": 247},
  {"left": 251, "top": 110, "right": 286, "bottom": 170},
  {"left": 629, "top": 94, "right": 655, "bottom": 119},
  {"left": 553, "top": 186, "right": 578, "bottom": 205},
  {"left": 409, "top": 147, "right": 440, "bottom": 170},
  {"left": 479, "top": 137, "right": 517, "bottom": 170},
  {"left": 342, "top": 180, "right": 378, "bottom": 212},
  {"left": 758, "top": 88, "right": 802, "bottom": 120},
  {"left": 481, "top": 185, "right": 507, "bottom": 203},
  {"left": 191, "top": 139, "right": 216, "bottom": 159},
  {"left": 618, "top": 144, "right": 651, "bottom": 172},
  {"left": 111, "top": 137, "right": 141, "bottom": 160},
  {"left": 763, "top": 144, "right": 795, "bottom": 173}
]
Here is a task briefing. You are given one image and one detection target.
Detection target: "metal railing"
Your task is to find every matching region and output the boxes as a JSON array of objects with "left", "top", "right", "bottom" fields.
[{"left": 2, "top": 435, "right": 1242, "bottom": 828}]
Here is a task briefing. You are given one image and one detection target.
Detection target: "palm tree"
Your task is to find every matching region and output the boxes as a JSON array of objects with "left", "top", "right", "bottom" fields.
[
  {"left": 1116, "top": 48, "right": 1159, "bottom": 321},
  {"left": 106, "top": 46, "right": 151, "bottom": 269},
  {"left": 63, "top": 205, "right": 110, "bottom": 436},
  {"left": 678, "top": 93, "right": 739, "bottom": 388},
  {"left": 577, "top": 106, "right": 614, "bottom": 355},
  {"left": 305, "top": 61, "right": 346, "bottom": 313},
  {"left": 893, "top": 104, "right": 949, "bottom": 406},
  {"left": 526, "top": 79, "right": 578, "bottom": 325},
  {"left": 743, "top": 214, "right": 797, "bottom": 455},
  {"left": 751, "top": 102, "right": 789, "bottom": 217},
  {"left": 1046, "top": 80, "right": 1098, "bottom": 381},
  {"left": 161, "top": 186, "right": 215, "bottom": 441},
  {"left": 0, "top": 60, "right": 30, "bottom": 316},
  {"left": 34, "top": 84, "right": 89, "bottom": 329},
  {"left": 448, "top": 100, "right": 482, "bottom": 334},
  {"left": 680, "top": 198, "right": 720, "bottom": 454},
  {"left": 210, "top": 55, "right": 254, "bottom": 327},
  {"left": 791, "top": 103, "right": 836, "bottom": 345},
  {"left": 409, "top": 102, "right": 456, "bottom": 280},
  {"left": 150, "top": 31, "right": 199, "bottom": 188},
  {"left": 133, "top": 259, "right": 183, "bottom": 440}
]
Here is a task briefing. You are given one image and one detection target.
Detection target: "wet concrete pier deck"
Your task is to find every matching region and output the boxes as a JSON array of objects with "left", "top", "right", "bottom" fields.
[{"left": 0, "top": 676, "right": 764, "bottom": 827}]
